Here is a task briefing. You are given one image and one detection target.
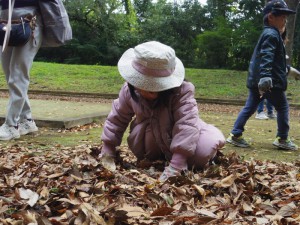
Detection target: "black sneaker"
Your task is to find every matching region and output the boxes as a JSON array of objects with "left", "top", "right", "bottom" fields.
[
  {"left": 226, "top": 133, "right": 250, "bottom": 148},
  {"left": 273, "top": 137, "right": 298, "bottom": 151}
]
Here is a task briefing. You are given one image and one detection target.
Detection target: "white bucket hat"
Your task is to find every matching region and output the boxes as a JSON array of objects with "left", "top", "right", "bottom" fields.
[{"left": 118, "top": 41, "right": 185, "bottom": 92}]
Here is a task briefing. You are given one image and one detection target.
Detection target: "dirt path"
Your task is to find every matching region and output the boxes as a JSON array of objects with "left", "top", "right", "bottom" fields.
[
  {"left": 25, "top": 93, "right": 300, "bottom": 117},
  {"left": 1, "top": 91, "right": 300, "bottom": 116}
]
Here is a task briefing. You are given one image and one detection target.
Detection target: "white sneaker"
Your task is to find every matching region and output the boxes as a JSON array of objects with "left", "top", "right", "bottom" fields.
[
  {"left": 19, "top": 120, "right": 38, "bottom": 135},
  {"left": 268, "top": 112, "right": 277, "bottom": 119},
  {"left": 0, "top": 124, "right": 20, "bottom": 141},
  {"left": 255, "top": 112, "right": 268, "bottom": 120}
]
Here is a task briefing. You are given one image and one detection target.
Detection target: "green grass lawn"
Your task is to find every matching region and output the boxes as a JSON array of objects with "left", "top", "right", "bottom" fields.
[{"left": 0, "top": 62, "right": 299, "bottom": 104}]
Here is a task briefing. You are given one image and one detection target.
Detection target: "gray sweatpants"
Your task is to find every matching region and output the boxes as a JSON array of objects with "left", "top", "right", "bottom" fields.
[{"left": 0, "top": 7, "right": 42, "bottom": 126}]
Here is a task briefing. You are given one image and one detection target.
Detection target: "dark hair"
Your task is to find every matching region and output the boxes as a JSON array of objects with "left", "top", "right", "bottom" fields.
[
  {"left": 281, "top": 28, "right": 287, "bottom": 40},
  {"left": 128, "top": 83, "right": 177, "bottom": 107},
  {"left": 263, "top": 12, "right": 286, "bottom": 26},
  {"left": 263, "top": 14, "right": 269, "bottom": 25},
  {"left": 263, "top": 0, "right": 291, "bottom": 26}
]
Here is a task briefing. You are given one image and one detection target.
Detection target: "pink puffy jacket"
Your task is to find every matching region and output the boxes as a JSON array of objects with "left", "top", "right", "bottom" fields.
[{"left": 101, "top": 81, "right": 225, "bottom": 169}]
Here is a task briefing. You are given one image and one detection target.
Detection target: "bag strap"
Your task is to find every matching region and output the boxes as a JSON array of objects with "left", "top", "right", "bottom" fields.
[{"left": 2, "top": 0, "right": 16, "bottom": 52}]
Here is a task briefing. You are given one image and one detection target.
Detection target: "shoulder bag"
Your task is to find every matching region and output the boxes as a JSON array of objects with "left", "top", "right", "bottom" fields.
[{"left": 39, "top": 0, "right": 72, "bottom": 47}]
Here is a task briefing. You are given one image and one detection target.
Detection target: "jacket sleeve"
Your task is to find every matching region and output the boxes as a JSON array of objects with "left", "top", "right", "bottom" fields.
[
  {"left": 259, "top": 31, "right": 279, "bottom": 79},
  {"left": 101, "top": 83, "right": 135, "bottom": 154},
  {"left": 170, "top": 82, "right": 200, "bottom": 157}
]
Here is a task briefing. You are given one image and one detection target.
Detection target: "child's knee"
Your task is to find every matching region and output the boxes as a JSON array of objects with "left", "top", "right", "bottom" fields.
[{"left": 188, "top": 125, "right": 225, "bottom": 169}]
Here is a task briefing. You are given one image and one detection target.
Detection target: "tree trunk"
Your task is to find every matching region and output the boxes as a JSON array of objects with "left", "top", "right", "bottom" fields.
[{"left": 285, "top": 0, "right": 299, "bottom": 64}]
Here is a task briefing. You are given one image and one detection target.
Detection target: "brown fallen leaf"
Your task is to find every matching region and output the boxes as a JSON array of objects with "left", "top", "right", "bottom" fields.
[
  {"left": 151, "top": 206, "right": 175, "bottom": 217},
  {"left": 214, "top": 174, "right": 236, "bottom": 188},
  {"left": 117, "top": 204, "right": 150, "bottom": 218}
]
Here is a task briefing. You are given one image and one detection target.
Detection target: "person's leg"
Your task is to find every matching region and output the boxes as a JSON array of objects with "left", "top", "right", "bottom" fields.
[
  {"left": 255, "top": 99, "right": 269, "bottom": 120},
  {"left": 227, "top": 89, "right": 261, "bottom": 147},
  {"left": 4, "top": 8, "right": 42, "bottom": 127},
  {"left": 0, "top": 44, "right": 21, "bottom": 140},
  {"left": 266, "top": 99, "right": 277, "bottom": 119},
  {"left": 19, "top": 14, "right": 43, "bottom": 122},
  {"left": 188, "top": 122, "right": 225, "bottom": 169},
  {"left": 266, "top": 90, "right": 289, "bottom": 139},
  {"left": 127, "top": 123, "right": 147, "bottom": 160},
  {"left": 257, "top": 100, "right": 264, "bottom": 113},
  {"left": 266, "top": 90, "right": 297, "bottom": 150},
  {"left": 144, "top": 126, "right": 164, "bottom": 160},
  {"left": 17, "top": 16, "right": 43, "bottom": 135},
  {"left": 4, "top": 44, "right": 40, "bottom": 126},
  {"left": 128, "top": 122, "right": 164, "bottom": 161},
  {"left": 266, "top": 100, "right": 273, "bottom": 114},
  {"left": 1, "top": 48, "right": 13, "bottom": 83},
  {"left": 231, "top": 89, "right": 261, "bottom": 136}
]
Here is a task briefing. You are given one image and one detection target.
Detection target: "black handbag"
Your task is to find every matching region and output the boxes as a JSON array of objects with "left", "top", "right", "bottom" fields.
[{"left": 0, "top": 18, "right": 32, "bottom": 47}]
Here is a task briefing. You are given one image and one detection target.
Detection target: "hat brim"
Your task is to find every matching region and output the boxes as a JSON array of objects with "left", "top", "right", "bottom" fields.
[
  {"left": 273, "top": 8, "right": 296, "bottom": 15},
  {"left": 118, "top": 48, "right": 185, "bottom": 92}
]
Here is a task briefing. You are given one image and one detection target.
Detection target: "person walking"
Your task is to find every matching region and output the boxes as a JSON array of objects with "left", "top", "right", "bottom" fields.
[
  {"left": 226, "top": 0, "right": 298, "bottom": 151},
  {"left": 99, "top": 41, "right": 225, "bottom": 181},
  {"left": 0, "top": 0, "right": 42, "bottom": 140},
  {"left": 255, "top": 99, "right": 277, "bottom": 120}
]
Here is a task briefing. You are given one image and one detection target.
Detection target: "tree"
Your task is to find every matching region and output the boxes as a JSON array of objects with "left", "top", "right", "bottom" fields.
[
  {"left": 292, "top": 9, "right": 300, "bottom": 68},
  {"left": 37, "top": 0, "right": 130, "bottom": 65},
  {"left": 136, "top": 0, "right": 210, "bottom": 67},
  {"left": 196, "top": 17, "right": 232, "bottom": 68},
  {"left": 229, "top": 0, "right": 265, "bottom": 70},
  {"left": 35, "top": 0, "right": 299, "bottom": 70},
  {"left": 285, "top": 0, "right": 299, "bottom": 64}
]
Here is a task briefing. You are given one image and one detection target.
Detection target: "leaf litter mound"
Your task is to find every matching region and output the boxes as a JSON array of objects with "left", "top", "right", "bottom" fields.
[{"left": 0, "top": 142, "right": 300, "bottom": 225}]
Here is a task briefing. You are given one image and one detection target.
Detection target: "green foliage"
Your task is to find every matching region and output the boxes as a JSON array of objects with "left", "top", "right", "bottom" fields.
[
  {"left": 37, "top": 0, "right": 127, "bottom": 65},
  {"left": 195, "top": 17, "right": 232, "bottom": 68},
  {"left": 35, "top": 0, "right": 299, "bottom": 71},
  {"left": 230, "top": 20, "right": 261, "bottom": 70},
  {"left": 229, "top": 0, "right": 264, "bottom": 70}
]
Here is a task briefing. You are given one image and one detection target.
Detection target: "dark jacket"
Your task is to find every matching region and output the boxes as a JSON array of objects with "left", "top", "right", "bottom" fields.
[{"left": 247, "top": 26, "right": 287, "bottom": 91}]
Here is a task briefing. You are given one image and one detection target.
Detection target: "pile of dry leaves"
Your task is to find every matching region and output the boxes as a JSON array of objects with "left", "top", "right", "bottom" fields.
[{"left": 0, "top": 143, "right": 299, "bottom": 225}]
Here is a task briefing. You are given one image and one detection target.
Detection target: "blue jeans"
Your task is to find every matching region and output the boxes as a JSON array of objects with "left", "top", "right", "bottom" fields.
[
  {"left": 231, "top": 89, "right": 289, "bottom": 139},
  {"left": 257, "top": 99, "right": 274, "bottom": 114}
]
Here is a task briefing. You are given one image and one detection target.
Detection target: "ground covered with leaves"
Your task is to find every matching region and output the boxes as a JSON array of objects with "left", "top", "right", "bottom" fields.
[
  {"left": 0, "top": 93, "right": 299, "bottom": 224},
  {"left": 1, "top": 142, "right": 300, "bottom": 225}
]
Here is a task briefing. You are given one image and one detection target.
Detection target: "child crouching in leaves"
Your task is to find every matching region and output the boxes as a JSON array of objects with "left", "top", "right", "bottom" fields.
[{"left": 99, "top": 41, "right": 225, "bottom": 182}]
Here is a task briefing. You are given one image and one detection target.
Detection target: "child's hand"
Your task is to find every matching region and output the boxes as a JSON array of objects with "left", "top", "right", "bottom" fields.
[
  {"left": 99, "top": 154, "right": 116, "bottom": 172},
  {"left": 158, "top": 165, "right": 181, "bottom": 182},
  {"left": 288, "top": 67, "right": 300, "bottom": 80},
  {"left": 98, "top": 143, "right": 117, "bottom": 172},
  {"left": 258, "top": 77, "right": 273, "bottom": 93}
]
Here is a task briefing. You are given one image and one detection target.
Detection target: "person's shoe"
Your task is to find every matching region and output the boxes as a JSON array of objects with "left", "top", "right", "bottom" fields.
[
  {"left": 0, "top": 124, "right": 20, "bottom": 141},
  {"left": 19, "top": 120, "right": 38, "bottom": 135},
  {"left": 255, "top": 112, "right": 268, "bottom": 120},
  {"left": 273, "top": 137, "right": 298, "bottom": 151},
  {"left": 226, "top": 133, "right": 250, "bottom": 148},
  {"left": 267, "top": 112, "right": 277, "bottom": 119}
]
